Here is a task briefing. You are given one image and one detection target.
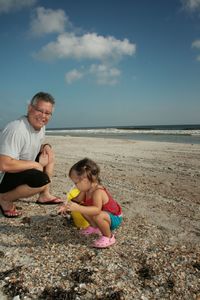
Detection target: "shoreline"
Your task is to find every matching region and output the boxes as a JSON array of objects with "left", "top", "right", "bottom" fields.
[
  {"left": 0, "top": 136, "right": 199, "bottom": 299},
  {"left": 46, "top": 132, "right": 200, "bottom": 145}
]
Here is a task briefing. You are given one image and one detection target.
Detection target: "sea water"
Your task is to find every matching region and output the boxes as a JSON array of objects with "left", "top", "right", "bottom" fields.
[{"left": 46, "top": 124, "right": 200, "bottom": 144}]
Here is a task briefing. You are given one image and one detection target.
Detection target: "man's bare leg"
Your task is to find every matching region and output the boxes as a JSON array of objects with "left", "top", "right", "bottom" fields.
[
  {"left": 36, "top": 149, "right": 63, "bottom": 203},
  {"left": 37, "top": 160, "right": 56, "bottom": 201},
  {"left": 0, "top": 184, "right": 47, "bottom": 211}
]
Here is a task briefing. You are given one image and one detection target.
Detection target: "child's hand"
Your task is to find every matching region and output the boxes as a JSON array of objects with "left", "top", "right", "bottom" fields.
[
  {"left": 66, "top": 201, "right": 80, "bottom": 212},
  {"left": 58, "top": 204, "right": 69, "bottom": 216}
]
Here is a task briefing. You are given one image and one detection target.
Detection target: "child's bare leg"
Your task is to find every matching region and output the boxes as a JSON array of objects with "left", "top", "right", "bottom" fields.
[
  {"left": 82, "top": 215, "right": 96, "bottom": 227},
  {"left": 92, "top": 212, "right": 111, "bottom": 237}
]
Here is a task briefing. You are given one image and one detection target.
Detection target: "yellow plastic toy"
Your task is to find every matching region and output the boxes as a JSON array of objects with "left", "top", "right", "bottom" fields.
[{"left": 67, "top": 187, "right": 89, "bottom": 229}]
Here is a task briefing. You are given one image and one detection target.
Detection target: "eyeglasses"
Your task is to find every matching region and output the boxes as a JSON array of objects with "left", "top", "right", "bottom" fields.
[{"left": 32, "top": 105, "right": 52, "bottom": 117}]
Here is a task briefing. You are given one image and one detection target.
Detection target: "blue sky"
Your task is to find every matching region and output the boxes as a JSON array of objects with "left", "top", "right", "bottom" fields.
[{"left": 0, "top": 0, "right": 200, "bottom": 129}]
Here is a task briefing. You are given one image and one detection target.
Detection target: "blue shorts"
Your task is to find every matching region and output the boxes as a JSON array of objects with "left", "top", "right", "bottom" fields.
[{"left": 108, "top": 213, "right": 123, "bottom": 230}]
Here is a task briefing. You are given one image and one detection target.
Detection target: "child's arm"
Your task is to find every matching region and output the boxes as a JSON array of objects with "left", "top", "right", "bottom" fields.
[
  {"left": 66, "top": 190, "right": 103, "bottom": 216},
  {"left": 71, "top": 191, "right": 85, "bottom": 204},
  {"left": 58, "top": 191, "right": 86, "bottom": 215}
]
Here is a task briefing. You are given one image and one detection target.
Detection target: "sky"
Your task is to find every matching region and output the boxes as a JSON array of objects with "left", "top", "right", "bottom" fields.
[{"left": 0, "top": 0, "right": 200, "bottom": 129}]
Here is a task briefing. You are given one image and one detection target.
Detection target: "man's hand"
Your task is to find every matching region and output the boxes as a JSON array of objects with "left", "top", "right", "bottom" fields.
[
  {"left": 34, "top": 162, "right": 44, "bottom": 172},
  {"left": 38, "top": 144, "right": 54, "bottom": 167},
  {"left": 38, "top": 152, "right": 49, "bottom": 167},
  {"left": 41, "top": 144, "right": 54, "bottom": 164}
]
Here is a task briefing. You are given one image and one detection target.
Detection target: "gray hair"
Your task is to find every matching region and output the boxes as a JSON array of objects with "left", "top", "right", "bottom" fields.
[{"left": 30, "top": 92, "right": 55, "bottom": 106}]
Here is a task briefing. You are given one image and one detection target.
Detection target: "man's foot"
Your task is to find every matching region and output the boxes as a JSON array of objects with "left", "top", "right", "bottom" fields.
[
  {"left": 0, "top": 205, "right": 22, "bottom": 218},
  {"left": 36, "top": 197, "right": 64, "bottom": 205}
]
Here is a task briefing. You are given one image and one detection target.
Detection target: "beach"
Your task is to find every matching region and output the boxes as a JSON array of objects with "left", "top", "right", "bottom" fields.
[{"left": 0, "top": 136, "right": 200, "bottom": 299}]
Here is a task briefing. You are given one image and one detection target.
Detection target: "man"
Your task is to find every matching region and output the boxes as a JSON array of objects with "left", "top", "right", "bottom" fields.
[{"left": 0, "top": 92, "right": 63, "bottom": 218}]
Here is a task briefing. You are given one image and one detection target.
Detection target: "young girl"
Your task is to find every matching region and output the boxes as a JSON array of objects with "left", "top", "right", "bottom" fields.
[{"left": 58, "top": 158, "right": 122, "bottom": 248}]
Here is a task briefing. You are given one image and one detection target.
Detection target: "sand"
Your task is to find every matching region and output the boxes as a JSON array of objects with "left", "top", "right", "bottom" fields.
[{"left": 0, "top": 136, "right": 199, "bottom": 299}]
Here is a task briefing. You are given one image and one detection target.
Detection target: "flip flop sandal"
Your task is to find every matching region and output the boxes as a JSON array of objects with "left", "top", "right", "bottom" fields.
[
  {"left": 92, "top": 235, "right": 116, "bottom": 248},
  {"left": 80, "top": 226, "right": 101, "bottom": 235},
  {"left": 0, "top": 206, "right": 22, "bottom": 218}
]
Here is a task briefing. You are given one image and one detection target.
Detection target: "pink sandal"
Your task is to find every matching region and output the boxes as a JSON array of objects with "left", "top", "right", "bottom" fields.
[
  {"left": 79, "top": 226, "right": 101, "bottom": 236},
  {"left": 92, "top": 235, "right": 116, "bottom": 248}
]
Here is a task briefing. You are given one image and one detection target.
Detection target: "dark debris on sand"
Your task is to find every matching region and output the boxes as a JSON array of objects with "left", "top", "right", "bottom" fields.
[{"left": 0, "top": 207, "right": 200, "bottom": 299}]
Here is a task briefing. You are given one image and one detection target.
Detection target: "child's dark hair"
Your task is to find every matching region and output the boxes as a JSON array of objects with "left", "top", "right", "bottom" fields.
[{"left": 69, "top": 158, "right": 101, "bottom": 183}]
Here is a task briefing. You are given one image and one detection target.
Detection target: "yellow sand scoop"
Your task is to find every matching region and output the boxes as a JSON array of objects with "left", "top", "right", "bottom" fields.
[{"left": 67, "top": 187, "right": 89, "bottom": 229}]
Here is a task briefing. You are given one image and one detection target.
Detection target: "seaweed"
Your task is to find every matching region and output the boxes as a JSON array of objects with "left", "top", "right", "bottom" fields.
[
  {"left": 138, "top": 265, "right": 155, "bottom": 280},
  {"left": 38, "top": 286, "right": 77, "bottom": 300},
  {"left": 0, "top": 265, "right": 22, "bottom": 280},
  {"left": 2, "top": 280, "right": 28, "bottom": 299},
  {"left": 70, "top": 268, "right": 94, "bottom": 284},
  {"left": 97, "top": 290, "right": 124, "bottom": 300}
]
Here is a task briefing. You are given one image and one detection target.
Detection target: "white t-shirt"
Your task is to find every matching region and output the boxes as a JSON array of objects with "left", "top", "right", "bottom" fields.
[{"left": 0, "top": 116, "right": 45, "bottom": 183}]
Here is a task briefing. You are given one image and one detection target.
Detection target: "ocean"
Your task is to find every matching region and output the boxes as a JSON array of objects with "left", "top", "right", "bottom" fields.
[{"left": 46, "top": 124, "right": 200, "bottom": 144}]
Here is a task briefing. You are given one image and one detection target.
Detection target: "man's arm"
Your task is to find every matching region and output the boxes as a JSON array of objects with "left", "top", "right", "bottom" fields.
[{"left": 0, "top": 154, "right": 43, "bottom": 173}]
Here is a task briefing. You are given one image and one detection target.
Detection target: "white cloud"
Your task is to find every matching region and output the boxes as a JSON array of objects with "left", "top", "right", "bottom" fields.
[
  {"left": 32, "top": 9, "right": 136, "bottom": 86},
  {"left": 192, "top": 39, "right": 200, "bottom": 61},
  {"left": 34, "top": 32, "right": 136, "bottom": 61},
  {"left": 30, "top": 6, "right": 69, "bottom": 36},
  {"left": 0, "top": 0, "right": 36, "bottom": 14},
  {"left": 65, "top": 64, "right": 121, "bottom": 86},
  {"left": 89, "top": 64, "right": 121, "bottom": 85},
  {"left": 192, "top": 39, "right": 200, "bottom": 48},
  {"left": 181, "top": 0, "right": 200, "bottom": 11},
  {"left": 65, "top": 69, "right": 83, "bottom": 84}
]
